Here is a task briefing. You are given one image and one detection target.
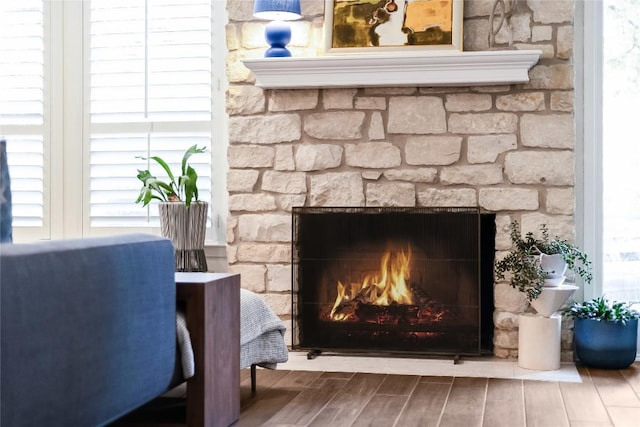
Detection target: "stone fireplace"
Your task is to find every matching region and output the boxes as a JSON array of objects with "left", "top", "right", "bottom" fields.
[{"left": 225, "top": 0, "right": 577, "bottom": 359}]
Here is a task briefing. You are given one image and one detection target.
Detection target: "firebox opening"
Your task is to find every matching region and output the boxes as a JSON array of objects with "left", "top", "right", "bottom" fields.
[{"left": 292, "top": 207, "right": 495, "bottom": 357}]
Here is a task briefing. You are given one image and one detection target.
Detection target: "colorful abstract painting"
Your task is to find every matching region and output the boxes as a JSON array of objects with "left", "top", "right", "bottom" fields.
[{"left": 324, "top": 0, "right": 463, "bottom": 53}]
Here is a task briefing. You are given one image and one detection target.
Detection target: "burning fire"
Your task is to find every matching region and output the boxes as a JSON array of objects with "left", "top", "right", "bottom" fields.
[{"left": 330, "top": 246, "right": 415, "bottom": 321}]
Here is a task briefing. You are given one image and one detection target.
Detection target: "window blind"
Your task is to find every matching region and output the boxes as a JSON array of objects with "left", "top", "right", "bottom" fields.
[
  {"left": 88, "top": 0, "right": 213, "bottom": 227},
  {"left": 0, "top": 0, "right": 45, "bottom": 228}
]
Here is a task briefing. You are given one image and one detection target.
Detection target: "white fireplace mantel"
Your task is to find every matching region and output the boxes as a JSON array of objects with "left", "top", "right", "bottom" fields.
[{"left": 241, "top": 50, "right": 542, "bottom": 89}]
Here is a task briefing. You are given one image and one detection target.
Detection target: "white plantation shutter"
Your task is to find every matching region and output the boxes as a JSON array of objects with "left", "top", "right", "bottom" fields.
[
  {"left": 0, "top": 0, "right": 46, "bottom": 229},
  {"left": 88, "top": 0, "right": 213, "bottom": 228}
]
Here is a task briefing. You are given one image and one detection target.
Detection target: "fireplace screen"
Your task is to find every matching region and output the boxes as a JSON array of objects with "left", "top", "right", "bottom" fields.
[{"left": 292, "top": 207, "right": 494, "bottom": 357}]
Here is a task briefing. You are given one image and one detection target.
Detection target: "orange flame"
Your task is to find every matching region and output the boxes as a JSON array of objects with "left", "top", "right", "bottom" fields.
[{"left": 330, "top": 247, "right": 414, "bottom": 321}]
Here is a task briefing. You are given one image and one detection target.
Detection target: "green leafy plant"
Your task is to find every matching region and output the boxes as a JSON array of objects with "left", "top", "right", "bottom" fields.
[
  {"left": 135, "top": 145, "right": 207, "bottom": 207},
  {"left": 565, "top": 296, "right": 640, "bottom": 325},
  {"left": 494, "top": 221, "right": 593, "bottom": 301}
]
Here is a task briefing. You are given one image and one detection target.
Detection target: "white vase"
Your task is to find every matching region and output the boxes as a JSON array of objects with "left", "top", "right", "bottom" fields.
[
  {"left": 158, "top": 201, "right": 208, "bottom": 272},
  {"left": 539, "top": 253, "right": 567, "bottom": 287}
]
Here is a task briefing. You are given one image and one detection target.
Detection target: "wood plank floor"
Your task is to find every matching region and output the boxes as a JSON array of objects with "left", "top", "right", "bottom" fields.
[{"left": 238, "top": 362, "right": 640, "bottom": 427}]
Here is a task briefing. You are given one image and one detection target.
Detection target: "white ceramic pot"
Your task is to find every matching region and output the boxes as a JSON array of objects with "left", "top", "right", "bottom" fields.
[{"left": 539, "top": 253, "right": 567, "bottom": 287}]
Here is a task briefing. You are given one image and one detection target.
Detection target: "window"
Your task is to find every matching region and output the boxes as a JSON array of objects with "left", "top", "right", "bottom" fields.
[
  {"left": 0, "top": 0, "right": 47, "bottom": 238},
  {"left": 601, "top": 0, "right": 640, "bottom": 302},
  {"left": 0, "top": 0, "right": 227, "bottom": 243}
]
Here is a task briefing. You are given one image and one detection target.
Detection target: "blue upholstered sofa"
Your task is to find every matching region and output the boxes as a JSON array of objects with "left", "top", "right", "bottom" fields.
[{"left": 0, "top": 233, "right": 177, "bottom": 426}]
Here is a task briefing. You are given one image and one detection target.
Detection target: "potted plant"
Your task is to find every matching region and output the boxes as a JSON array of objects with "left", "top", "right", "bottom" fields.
[
  {"left": 565, "top": 296, "right": 639, "bottom": 369},
  {"left": 495, "top": 221, "right": 593, "bottom": 301},
  {"left": 136, "top": 144, "right": 209, "bottom": 272}
]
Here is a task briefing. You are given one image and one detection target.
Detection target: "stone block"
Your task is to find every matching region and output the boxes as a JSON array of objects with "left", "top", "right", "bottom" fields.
[
  {"left": 242, "top": 22, "right": 267, "bottom": 49},
  {"left": 229, "top": 114, "right": 301, "bottom": 144},
  {"left": 366, "top": 182, "right": 416, "bottom": 207},
  {"left": 226, "top": 216, "right": 238, "bottom": 244},
  {"left": 449, "top": 113, "right": 518, "bottom": 134},
  {"left": 479, "top": 188, "right": 539, "bottom": 211},
  {"left": 368, "top": 112, "right": 386, "bottom": 140},
  {"left": 441, "top": 164, "right": 504, "bottom": 185},
  {"left": 226, "top": 85, "right": 265, "bottom": 115},
  {"left": 277, "top": 194, "right": 307, "bottom": 211},
  {"left": 532, "top": 25, "right": 552, "bottom": 42},
  {"left": 528, "top": 0, "right": 574, "bottom": 24},
  {"left": 445, "top": 93, "right": 492, "bottom": 112},
  {"left": 383, "top": 168, "right": 438, "bottom": 183},
  {"left": 304, "top": 111, "right": 365, "bottom": 140},
  {"left": 238, "top": 214, "right": 292, "bottom": 242},
  {"left": 295, "top": 144, "right": 343, "bottom": 171},
  {"left": 547, "top": 188, "right": 574, "bottom": 215},
  {"left": 464, "top": 19, "right": 490, "bottom": 51},
  {"left": 227, "top": 264, "right": 266, "bottom": 293},
  {"left": 309, "top": 172, "right": 365, "bottom": 207},
  {"left": 557, "top": 26, "right": 574, "bottom": 59},
  {"left": 494, "top": 283, "right": 530, "bottom": 312},
  {"left": 322, "top": 88, "right": 357, "bottom": 109},
  {"left": 464, "top": 0, "right": 494, "bottom": 17},
  {"left": 227, "top": 169, "right": 259, "bottom": 192},
  {"left": 267, "top": 264, "right": 293, "bottom": 293},
  {"left": 467, "top": 134, "right": 517, "bottom": 163},
  {"left": 388, "top": 96, "right": 447, "bottom": 134},
  {"left": 520, "top": 212, "right": 574, "bottom": 241},
  {"left": 496, "top": 92, "right": 545, "bottom": 111},
  {"left": 493, "top": 330, "right": 519, "bottom": 349},
  {"left": 274, "top": 145, "right": 296, "bottom": 171},
  {"left": 355, "top": 97, "right": 386, "bottom": 110},
  {"left": 228, "top": 145, "right": 274, "bottom": 168},
  {"left": 269, "top": 89, "right": 319, "bottom": 111},
  {"left": 520, "top": 114, "right": 574, "bottom": 148},
  {"left": 362, "top": 171, "right": 383, "bottom": 180},
  {"left": 262, "top": 293, "right": 292, "bottom": 316},
  {"left": 526, "top": 64, "right": 574, "bottom": 90},
  {"left": 228, "top": 194, "right": 277, "bottom": 212},
  {"left": 262, "top": 171, "right": 307, "bottom": 194},
  {"left": 494, "top": 311, "right": 520, "bottom": 329},
  {"left": 405, "top": 136, "right": 462, "bottom": 166},
  {"left": 494, "top": 214, "right": 513, "bottom": 250},
  {"left": 505, "top": 151, "right": 574, "bottom": 185},
  {"left": 550, "top": 92, "right": 574, "bottom": 112},
  {"left": 494, "top": 13, "right": 532, "bottom": 44},
  {"left": 345, "top": 142, "right": 402, "bottom": 168},
  {"left": 236, "top": 244, "right": 291, "bottom": 263},
  {"left": 417, "top": 188, "right": 477, "bottom": 207}
]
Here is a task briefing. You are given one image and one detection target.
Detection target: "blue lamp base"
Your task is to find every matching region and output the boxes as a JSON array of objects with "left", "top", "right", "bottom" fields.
[{"left": 264, "top": 20, "right": 292, "bottom": 57}]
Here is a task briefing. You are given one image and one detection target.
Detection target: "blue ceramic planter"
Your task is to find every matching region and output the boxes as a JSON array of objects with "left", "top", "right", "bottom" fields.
[{"left": 573, "top": 318, "right": 638, "bottom": 369}]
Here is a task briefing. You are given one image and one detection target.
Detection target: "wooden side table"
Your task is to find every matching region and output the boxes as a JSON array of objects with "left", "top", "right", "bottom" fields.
[{"left": 176, "top": 272, "right": 240, "bottom": 427}]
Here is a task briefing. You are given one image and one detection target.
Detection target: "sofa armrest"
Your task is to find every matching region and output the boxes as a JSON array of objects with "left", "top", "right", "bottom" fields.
[{"left": 1, "top": 234, "right": 176, "bottom": 427}]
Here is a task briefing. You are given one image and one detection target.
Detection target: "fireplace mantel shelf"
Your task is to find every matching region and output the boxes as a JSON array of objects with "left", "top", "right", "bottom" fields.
[{"left": 241, "top": 50, "right": 542, "bottom": 89}]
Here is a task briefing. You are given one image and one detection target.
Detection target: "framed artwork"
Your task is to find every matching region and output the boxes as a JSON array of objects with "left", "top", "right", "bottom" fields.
[{"left": 324, "top": 0, "right": 463, "bottom": 54}]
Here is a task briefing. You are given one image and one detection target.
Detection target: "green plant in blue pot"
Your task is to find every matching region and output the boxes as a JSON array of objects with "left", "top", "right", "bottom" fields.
[{"left": 565, "top": 296, "right": 639, "bottom": 369}]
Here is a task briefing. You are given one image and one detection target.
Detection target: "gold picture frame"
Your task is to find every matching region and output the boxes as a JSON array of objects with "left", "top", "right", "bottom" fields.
[{"left": 324, "top": 0, "right": 463, "bottom": 54}]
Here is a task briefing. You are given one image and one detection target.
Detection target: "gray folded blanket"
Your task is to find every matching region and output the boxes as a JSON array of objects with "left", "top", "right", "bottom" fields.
[
  {"left": 177, "top": 289, "right": 289, "bottom": 378},
  {"left": 240, "top": 289, "right": 288, "bottom": 369}
]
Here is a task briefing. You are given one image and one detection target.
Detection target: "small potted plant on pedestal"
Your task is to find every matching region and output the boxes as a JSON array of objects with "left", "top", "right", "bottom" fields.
[
  {"left": 565, "top": 296, "right": 639, "bottom": 369},
  {"left": 136, "top": 144, "right": 209, "bottom": 272},
  {"left": 495, "top": 220, "right": 593, "bottom": 302}
]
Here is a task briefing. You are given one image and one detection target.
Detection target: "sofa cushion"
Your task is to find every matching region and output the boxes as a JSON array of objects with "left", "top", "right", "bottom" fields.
[{"left": 1, "top": 234, "right": 176, "bottom": 427}]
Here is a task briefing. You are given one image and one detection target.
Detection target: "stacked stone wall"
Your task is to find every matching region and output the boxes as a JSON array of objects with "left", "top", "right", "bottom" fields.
[{"left": 225, "top": 0, "right": 577, "bottom": 358}]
